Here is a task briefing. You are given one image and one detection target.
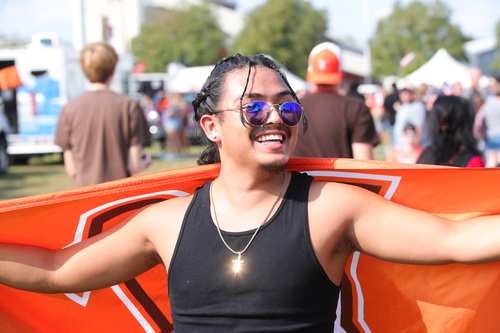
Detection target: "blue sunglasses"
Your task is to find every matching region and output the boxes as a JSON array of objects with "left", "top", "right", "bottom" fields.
[{"left": 216, "top": 100, "right": 303, "bottom": 127}]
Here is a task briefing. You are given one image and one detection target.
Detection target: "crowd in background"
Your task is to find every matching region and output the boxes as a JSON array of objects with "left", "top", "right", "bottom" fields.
[
  {"left": 284, "top": 41, "right": 497, "bottom": 170},
  {"left": 136, "top": 51, "right": 500, "bottom": 169},
  {"left": 59, "top": 40, "right": 499, "bottom": 189},
  {"left": 138, "top": 90, "right": 195, "bottom": 160},
  {"left": 336, "top": 67, "right": 500, "bottom": 168}
]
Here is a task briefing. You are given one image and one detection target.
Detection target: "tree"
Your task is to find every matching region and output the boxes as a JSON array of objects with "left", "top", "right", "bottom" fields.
[
  {"left": 0, "top": 34, "right": 28, "bottom": 47},
  {"left": 231, "top": 0, "right": 328, "bottom": 78},
  {"left": 370, "top": 0, "right": 470, "bottom": 78},
  {"left": 131, "top": 2, "right": 226, "bottom": 72},
  {"left": 490, "top": 20, "right": 500, "bottom": 72}
]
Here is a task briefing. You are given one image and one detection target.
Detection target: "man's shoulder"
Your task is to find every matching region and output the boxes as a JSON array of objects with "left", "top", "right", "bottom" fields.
[
  {"left": 92, "top": 90, "right": 141, "bottom": 111},
  {"left": 384, "top": 93, "right": 399, "bottom": 105},
  {"left": 409, "top": 100, "right": 426, "bottom": 112},
  {"left": 65, "top": 90, "right": 92, "bottom": 105},
  {"left": 142, "top": 195, "right": 194, "bottom": 227},
  {"left": 66, "top": 89, "right": 133, "bottom": 103},
  {"left": 98, "top": 89, "right": 136, "bottom": 103},
  {"left": 301, "top": 91, "right": 366, "bottom": 108},
  {"left": 485, "top": 97, "right": 500, "bottom": 107},
  {"left": 400, "top": 100, "right": 424, "bottom": 112}
]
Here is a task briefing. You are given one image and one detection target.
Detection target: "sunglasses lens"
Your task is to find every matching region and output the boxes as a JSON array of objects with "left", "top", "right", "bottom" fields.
[
  {"left": 280, "top": 102, "right": 302, "bottom": 126},
  {"left": 242, "top": 101, "right": 302, "bottom": 126},
  {"left": 244, "top": 101, "right": 269, "bottom": 126}
]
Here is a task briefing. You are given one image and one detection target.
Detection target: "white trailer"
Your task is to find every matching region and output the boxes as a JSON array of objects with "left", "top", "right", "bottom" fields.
[{"left": 0, "top": 33, "right": 86, "bottom": 161}]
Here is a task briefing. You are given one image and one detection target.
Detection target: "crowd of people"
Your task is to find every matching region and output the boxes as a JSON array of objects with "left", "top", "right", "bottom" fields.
[
  {"left": 51, "top": 39, "right": 500, "bottom": 192},
  {"left": 53, "top": 40, "right": 500, "bottom": 191},
  {"left": 336, "top": 62, "right": 500, "bottom": 168},
  {"left": 287, "top": 41, "right": 500, "bottom": 170},
  {"left": 139, "top": 91, "right": 193, "bottom": 160}
]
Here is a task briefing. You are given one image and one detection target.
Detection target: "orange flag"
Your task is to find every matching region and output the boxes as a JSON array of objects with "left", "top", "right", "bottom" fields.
[
  {"left": 0, "top": 65, "right": 23, "bottom": 90},
  {"left": 0, "top": 158, "right": 499, "bottom": 332}
]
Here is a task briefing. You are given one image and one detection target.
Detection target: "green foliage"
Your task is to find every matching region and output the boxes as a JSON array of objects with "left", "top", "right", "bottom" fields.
[
  {"left": 0, "top": 34, "right": 29, "bottom": 47},
  {"left": 491, "top": 20, "right": 500, "bottom": 72},
  {"left": 230, "top": 0, "right": 328, "bottom": 78},
  {"left": 370, "top": 0, "right": 470, "bottom": 77},
  {"left": 131, "top": 2, "right": 226, "bottom": 72}
]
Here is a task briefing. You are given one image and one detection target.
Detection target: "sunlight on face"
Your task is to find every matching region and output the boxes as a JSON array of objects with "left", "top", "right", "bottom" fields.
[{"left": 218, "top": 66, "right": 299, "bottom": 172}]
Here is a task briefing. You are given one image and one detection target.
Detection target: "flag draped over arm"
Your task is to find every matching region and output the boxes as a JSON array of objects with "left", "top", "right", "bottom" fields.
[{"left": 0, "top": 158, "right": 499, "bottom": 333}]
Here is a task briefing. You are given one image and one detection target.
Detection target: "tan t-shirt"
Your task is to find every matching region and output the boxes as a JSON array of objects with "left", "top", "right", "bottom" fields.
[{"left": 55, "top": 89, "right": 149, "bottom": 187}]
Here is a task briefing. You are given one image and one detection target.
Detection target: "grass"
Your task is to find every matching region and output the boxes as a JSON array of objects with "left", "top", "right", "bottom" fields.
[{"left": 0, "top": 142, "right": 203, "bottom": 201}]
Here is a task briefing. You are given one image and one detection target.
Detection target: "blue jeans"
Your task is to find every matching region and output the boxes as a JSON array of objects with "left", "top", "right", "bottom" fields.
[{"left": 486, "top": 135, "right": 500, "bottom": 150}]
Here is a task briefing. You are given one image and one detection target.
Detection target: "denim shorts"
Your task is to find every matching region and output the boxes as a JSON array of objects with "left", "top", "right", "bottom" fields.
[{"left": 486, "top": 135, "right": 500, "bottom": 150}]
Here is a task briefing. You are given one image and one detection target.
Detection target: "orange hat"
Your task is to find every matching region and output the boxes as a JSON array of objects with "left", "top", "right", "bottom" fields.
[{"left": 306, "top": 42, "right": 343, "bottom": 85}]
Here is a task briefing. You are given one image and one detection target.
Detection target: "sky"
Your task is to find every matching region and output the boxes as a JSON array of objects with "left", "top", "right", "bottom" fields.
[{"left": 1, "top": 0, "right": 499, "bottom": 47}]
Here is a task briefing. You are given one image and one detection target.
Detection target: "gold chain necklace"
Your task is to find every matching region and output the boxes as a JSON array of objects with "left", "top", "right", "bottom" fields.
[{"left": 209, "top": 171, "right": 287, "bottom": 273}]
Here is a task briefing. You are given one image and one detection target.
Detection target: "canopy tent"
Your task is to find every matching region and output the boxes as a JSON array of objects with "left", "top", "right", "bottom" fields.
[
  {"left": 166, "top": 64, "right": 310, "bottom": 94},
  {"left": 399, "top": 48, "right": 472, "bottom": 88}
]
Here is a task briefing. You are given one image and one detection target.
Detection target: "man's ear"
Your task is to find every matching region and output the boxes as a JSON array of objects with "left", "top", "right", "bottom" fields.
[{"left": 199, "top": 114, "right": 219, "bottom": 142}]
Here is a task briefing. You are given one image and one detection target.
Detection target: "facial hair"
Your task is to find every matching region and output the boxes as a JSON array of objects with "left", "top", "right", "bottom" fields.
[
  {"left": 251, "top": 125, "right": 290, "bottom": 174},
  {"left": 258, "top": 162, "right": 286, "bottom": 173}
]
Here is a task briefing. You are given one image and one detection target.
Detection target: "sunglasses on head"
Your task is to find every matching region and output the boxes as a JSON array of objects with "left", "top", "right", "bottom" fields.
[{"left": 216, "top": 100, "right": 303, "bottom": 127}]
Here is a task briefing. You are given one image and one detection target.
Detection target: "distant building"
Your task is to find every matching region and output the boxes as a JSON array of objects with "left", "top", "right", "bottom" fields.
[
  {"left": 73, "top": 0, "right": 242, "bottom": 54},
  {"left": 464, "top": 37, "right": 498, "bottom": 76},
  {"left": 333, "top": 40, "right": 370, "bottom": 82}
]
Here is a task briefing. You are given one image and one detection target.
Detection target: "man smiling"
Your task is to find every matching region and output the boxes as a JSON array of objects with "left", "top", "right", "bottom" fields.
[{"left": 2, "top": 54, "right": 500, "bottom": 332}]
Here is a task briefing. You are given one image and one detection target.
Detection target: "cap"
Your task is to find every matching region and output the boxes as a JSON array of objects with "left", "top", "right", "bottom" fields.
[
  {"left": 397, "top": 80, "right": 415, "bottom": 91},
  {"left": 306, "top": 42, "right": 343, "bottom": 85}
]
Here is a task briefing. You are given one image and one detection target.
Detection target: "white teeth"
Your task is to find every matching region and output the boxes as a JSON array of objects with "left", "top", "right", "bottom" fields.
[{"left": 257, "top": 134, "right": 283, "bottom": 143}]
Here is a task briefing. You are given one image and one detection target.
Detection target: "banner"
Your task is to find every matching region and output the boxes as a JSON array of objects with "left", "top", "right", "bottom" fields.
[{"left": 0, "top": 158, "right": 499, "bottom": 332}]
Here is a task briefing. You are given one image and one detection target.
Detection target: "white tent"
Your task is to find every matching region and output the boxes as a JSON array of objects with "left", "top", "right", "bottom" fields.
[
  {"left": 166, "top": 65, "right": 214, "bottom": 93},
  {"left": 167, "top": 65, "right": 310, "bottom": 94},
  {"left": 400, "top": 48, "right": 472, "bottom": 88}
]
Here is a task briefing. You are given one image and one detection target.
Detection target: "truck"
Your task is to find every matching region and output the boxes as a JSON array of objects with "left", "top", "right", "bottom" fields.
[{"left": 0, "top": 32, "right": 86, "bottom": 163}]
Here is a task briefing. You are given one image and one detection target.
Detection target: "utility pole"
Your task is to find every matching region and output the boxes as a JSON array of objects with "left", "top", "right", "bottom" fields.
[
  {"left": 71, "top": 0, "right": 86, "bottom": 50},
  {"left": 362, "top": 0, "right": 372, "bottom": 84}
]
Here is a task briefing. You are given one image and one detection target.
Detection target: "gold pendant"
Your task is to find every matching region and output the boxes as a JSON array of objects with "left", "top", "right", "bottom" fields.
[{"left": 232, "top": 253, "right": 244, "bottom": 273}]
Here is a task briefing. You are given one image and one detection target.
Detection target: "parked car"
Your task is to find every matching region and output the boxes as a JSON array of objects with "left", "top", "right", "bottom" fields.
[{"left": 0, "top": 97, "right": 12, "bottom": 174}]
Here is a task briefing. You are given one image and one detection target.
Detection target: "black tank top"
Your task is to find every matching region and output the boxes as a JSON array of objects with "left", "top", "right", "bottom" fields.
[{"left": 168, "top": 171, "right": 340, "bottom": 332}]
